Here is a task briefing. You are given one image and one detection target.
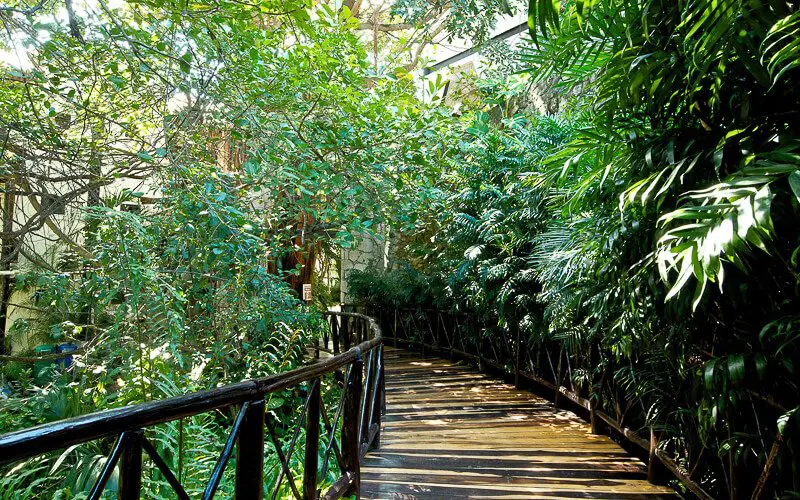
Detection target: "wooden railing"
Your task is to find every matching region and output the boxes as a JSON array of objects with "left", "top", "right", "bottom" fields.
[
  {"left": 344, "top": 304, "right": 714, "bottom": 500},
  {"left": 0, "top": 311, "right": 384, "bottom": 500}
]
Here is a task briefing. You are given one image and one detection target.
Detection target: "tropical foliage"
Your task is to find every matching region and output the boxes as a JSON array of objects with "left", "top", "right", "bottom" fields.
[
  {"left": 349, "top": 0, "right": 800, "bottom": 497},
  {"left": 0, "top": 0, "right": 452, "bottom": 496},
  {"left": 2, "top": 0, "right": 800, "bottom": 497}
]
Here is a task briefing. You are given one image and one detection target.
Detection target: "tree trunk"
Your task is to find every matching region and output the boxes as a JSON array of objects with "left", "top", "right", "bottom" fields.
[{"left": 0, "top": 181, "right": 17, "bottom": 354}]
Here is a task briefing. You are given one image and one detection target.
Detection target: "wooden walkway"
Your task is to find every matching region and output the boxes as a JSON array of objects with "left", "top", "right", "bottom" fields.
[{"left": 361, "top": 348, "right": 676, "bottom": 499}]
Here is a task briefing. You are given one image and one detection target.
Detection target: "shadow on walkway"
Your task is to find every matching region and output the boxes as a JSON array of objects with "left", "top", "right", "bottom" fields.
[{"left": 361, "top": 348, "right": 677, "bottom": 499}]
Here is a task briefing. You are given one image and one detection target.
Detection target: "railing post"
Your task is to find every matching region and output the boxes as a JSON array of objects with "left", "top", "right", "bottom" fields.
[
  {"left": 514, "top": 321, "right": 521, "bottom": 389},
  {"left": 554, "top": 347, "right": 564, "bottom": 409},
  {"left": 372, "top": 345, "right": 384, "bottom": 449},
  {"left": 647, "top": 428, "right": 667, "bottom": 484},
  {"left": 434, "top": 310, "right": 440, "bottom": 348},
  {"left": 342, "top": 356, "right": 363, "bottom": 497},
  {"left": 303, "top": 379, "right": 321, "bottom": 500},
  {"left": 393, "top": 308, "right": 398, "bottom": 347},
  {"left": 419, "top": 312, "right": 426, "bottom": 357},
  {"left": 118, "top": 429, "right": 143, "bottom": 500},
  {"left": 477, "top": 321, "right": 484, "bottom": 372},
  {"left": 589, "top": 346, "right": 603, "bottom": 435},
  {"left": 236, "top": 399, "right": 265, "bottom": 499},
  {"left": 342, "top": 317, "right": 350, "bottom": 351},
  {"left": 332, "top": 315, "right": 340, "bottom": 354},
  {"left": 446, "top": 314, "right": 454, "bottom": 360},
  {"left": 324, "top": 317, "right": 330, "bottom": 353},
  {"left": 589, "top": 396, "right": 602, "bottom": 435},
  {"left": 359, "top": 351, "right": 374, "bottom": 447}
]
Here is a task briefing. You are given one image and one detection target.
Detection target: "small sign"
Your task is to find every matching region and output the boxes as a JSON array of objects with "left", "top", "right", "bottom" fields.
[{"left": 302, "top": 284, "right": 312, "bottom": 302}]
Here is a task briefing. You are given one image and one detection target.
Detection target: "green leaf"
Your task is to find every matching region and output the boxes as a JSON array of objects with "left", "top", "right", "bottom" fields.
[
  {"left": 179, "top": 52, "right": 192, "bottom": 74},
  {"left": 267, "top": 397, "right": 285, "bottom": 410},
  {"left": 665, "top": 250, "right": 694, "bottom": 301},
  {"left": 778, "top": 408, "right": 798, "bottom": 434},
  {"left": 727, "top": 355, "right": 746, "bottom": 385},
  {"left": 704, "top": 360, "right": 716, "bottom": 389},
  {"left": 754, "top": 354, "right": 767, "bottom": 379},
  {"left": 692, "top": 273, "right": 706, "bottom": 311},
  {"left": 789, "top": 170, "right": 800, "bottom": 203},
  {"left": 108, "top": 75, "right": 126, "bottom": 89}
]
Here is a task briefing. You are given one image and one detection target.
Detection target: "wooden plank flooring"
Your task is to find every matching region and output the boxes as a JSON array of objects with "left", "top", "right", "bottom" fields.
[{"left": 361, "top": 348, "right": 677, "bottom": 499}]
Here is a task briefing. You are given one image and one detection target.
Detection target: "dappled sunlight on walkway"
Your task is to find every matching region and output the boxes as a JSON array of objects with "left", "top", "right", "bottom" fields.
[{"left": 362, "top": 348, "right": 676, "bottom": 499}]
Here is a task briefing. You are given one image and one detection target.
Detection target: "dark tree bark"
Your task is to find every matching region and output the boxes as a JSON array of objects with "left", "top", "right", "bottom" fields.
[{"left": 0, "top": 181, "right": 17, "bottom": 354}]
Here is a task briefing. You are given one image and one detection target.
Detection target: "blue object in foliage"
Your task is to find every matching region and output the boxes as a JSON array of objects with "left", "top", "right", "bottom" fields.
[{"left": 57, "top": 343, "right": 78, "bottom": 370}]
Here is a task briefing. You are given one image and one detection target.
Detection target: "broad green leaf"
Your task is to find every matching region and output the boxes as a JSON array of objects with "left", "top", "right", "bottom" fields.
[
  {"left": 788, "top": 170, "right": 800, "bottom": 202},
  {"left": 727, "top": 354, "right": 746, "bottom": 385}
]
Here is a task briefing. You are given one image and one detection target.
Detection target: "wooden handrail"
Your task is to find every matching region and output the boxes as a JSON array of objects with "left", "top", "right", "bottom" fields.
[{"left": 0, "top": 311, "right": 384, "bottom": 500}]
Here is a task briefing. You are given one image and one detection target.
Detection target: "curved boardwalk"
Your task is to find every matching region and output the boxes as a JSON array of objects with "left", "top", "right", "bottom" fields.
[{"left": 362, "top": 348, "right": 676, "bottom": 499}]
